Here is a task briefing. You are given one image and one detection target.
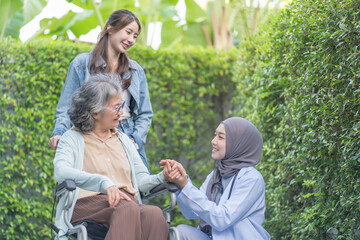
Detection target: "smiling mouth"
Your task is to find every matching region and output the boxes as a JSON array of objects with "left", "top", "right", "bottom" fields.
[{"left": 122, "top": 42, "right": 130, "bottom": 50}]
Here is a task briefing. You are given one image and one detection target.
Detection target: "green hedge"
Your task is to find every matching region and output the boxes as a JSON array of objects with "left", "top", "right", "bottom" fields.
[
  {"left": 2, "top": 0, "right": 360, "bottom": 238},
  {"left": 233, "top": 0, "right": 360, "bottom": 239},
  {"left": 0, "top": 39, "right": 92, "bottom": 239},
  {"left": 0, "top": 38, "right": 237, "bottom": 239}
]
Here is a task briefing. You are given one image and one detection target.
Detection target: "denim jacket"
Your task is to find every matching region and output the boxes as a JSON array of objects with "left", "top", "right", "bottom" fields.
[{"left": 53, "top": 52, "right": 153, "bottom": 148}]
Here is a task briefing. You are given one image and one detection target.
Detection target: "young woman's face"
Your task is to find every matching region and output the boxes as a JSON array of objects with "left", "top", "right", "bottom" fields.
[
  {"left": 94, "top": 95, "right": 123, "bottom": 130},
  {"left": 211, "top": 123, "right": 226, "bottom": 160},
  {"left": 108, "top": 21, "right": 139, "bottom": 54}
]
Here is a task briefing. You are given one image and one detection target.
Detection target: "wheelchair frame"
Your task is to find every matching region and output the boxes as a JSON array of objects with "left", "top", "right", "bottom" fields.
[{"left": 51, "top": 180, "right": 180, "bottom": 240}]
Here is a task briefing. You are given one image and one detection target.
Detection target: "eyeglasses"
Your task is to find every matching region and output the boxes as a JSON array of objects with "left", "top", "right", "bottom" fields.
[{"left": 106, "top": 100, "right": 125, "bottom": 114}]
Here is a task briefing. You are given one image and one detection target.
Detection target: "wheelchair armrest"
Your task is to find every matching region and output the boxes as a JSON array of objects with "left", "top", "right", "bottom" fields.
[
  {"left": 150, "top": 182, "right": 178, "bottom": 194},
  {"left": 57, "top": 179, "right": 76, "bottom": 191},
  {"left": 141, "top": 182, "right": 178, "bottom": 200},
  {"left": 141, "top": 182, "right": 178, "bottom": 224},
  {"left": 56, "top": 179, "right": 76, "bottom": 197},
  {"left": 54, "top": 179, "right": 79, "bottom": 231}
]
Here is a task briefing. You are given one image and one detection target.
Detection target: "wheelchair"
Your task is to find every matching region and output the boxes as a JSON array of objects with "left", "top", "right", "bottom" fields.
[{"left": 51, "top": 179, "right": 180, "bottom": 240}]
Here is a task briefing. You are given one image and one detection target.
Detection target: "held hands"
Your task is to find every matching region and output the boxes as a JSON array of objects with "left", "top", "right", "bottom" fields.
[
  {"left": 160, "top": 160, "right": 188, "bottom": 189},
  {"left": 106, "top": 186, "right": 131, "bottom": 207}
]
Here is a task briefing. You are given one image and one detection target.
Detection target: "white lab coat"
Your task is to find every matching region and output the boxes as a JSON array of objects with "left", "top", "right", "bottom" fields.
[{"left": 176, "top": 167, "right": 271, "bottom": 240}]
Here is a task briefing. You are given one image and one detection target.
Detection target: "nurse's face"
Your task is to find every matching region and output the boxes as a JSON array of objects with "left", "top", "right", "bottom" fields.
[{"left": 211, "top": 123, "right": 226, "bottom": 160}]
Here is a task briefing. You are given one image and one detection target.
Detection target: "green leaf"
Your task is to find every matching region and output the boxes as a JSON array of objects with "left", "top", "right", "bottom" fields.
[
  {"left": 23, "top": 0, "right": 46, "bottom": 23},
  {"left": 181, "top": 21, "right": 208, "bottom": 46},
  {"left": 0, "top": 0, "right": 46, "bottom": 39},
  {"left": 159, "top": 6, "right": 178, "bottom": 20},
  {"left": 99, "top": 0, "right": 136, "bottom": 23},
  {"left": 69, "top": 10, "right": 98, "bottom": 37},
  {"left": 160, "top": 18, "right": 182, "bottom": 47},
  {"left": 39, "top": 11, "right": 77, "bottom": 38},
  {"left": 184, "top": 0, "right": 206, "bottom": 22},
  {"left": 38, "top": 0, "right": 136, "bottom": 39},
  {"left": 66, "top": 0, "right": 93, "bottom": 9},
  {"left": 0, "top": 0, "right": 23, "bottom": 39}
]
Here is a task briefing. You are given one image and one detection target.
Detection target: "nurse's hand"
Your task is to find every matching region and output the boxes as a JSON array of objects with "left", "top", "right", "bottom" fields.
[
  {"left": 48, "top": 135, "right": 61, "bottom": 150},
  {"left": 160, "top": 159, "right": 180, "bottom": 179},
  {"left": 160, "top": 160, "right": 188, "bottom": 189}
]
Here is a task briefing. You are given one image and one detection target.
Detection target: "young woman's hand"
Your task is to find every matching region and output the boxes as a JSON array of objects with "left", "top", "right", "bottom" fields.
[
  {"left": 160, "top": 160, "right": 188, "bottom": 189},
  {"left": 48, "top": 135, "right": 61, "bottom": 149},
  {"left": 106, "top": 186, "right": 131, "bottom": 207}
]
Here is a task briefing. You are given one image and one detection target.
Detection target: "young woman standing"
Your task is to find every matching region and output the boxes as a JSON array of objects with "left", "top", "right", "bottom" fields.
[{"left": 48, "top": 9, "right": 152, "bottom": 168}]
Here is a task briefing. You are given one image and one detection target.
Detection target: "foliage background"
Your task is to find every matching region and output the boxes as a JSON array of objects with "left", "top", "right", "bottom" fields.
[
  {"left": 232, "top": 0, "right": 360, "bottom": 239},
  {"left": 1, "top": 0, "right": 360, "bottom": 239}
]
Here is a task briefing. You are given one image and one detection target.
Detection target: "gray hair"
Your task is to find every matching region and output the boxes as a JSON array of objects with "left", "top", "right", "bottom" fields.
[{"left": 68, "top": 73, "right": 122, "bottom": 132}]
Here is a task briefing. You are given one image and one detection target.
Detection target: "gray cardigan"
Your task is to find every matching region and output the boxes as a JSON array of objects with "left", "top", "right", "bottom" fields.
[{"left": 53, "top": 129, "right": 165, "bottom": 239}]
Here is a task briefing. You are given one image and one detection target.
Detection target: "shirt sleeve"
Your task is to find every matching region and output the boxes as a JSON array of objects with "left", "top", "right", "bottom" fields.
[
  {"left": 176, "top": 172, "right": 213, "bottom": 220},
  {"left": 176, "top": 170, "right": 265, "bottom": 231},
  {"left": 131, "top": 66, "right": 153, "bottom": 148},
  {"left": 120, "top": 132, "right": 165, "bottom": 192},
  {"left": 52, "top": 57, "right": 82, "bottom": 136}
]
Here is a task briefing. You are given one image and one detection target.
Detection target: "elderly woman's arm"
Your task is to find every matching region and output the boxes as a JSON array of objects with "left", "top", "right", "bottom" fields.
[
  {"left": 53, "top": 131, "right": 115, "bottom": 193},
  {"left": 119, "top": 132, "right": 165, "bottom": 192}
]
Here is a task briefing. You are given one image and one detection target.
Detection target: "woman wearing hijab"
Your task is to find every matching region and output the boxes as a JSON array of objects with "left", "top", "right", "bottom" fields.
[{"left": 160, "top": 117, "right": 270, "bottom": 240}]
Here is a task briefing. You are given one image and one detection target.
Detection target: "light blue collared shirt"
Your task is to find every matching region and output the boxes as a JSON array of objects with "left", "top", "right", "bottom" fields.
[{"left": 176, "top": 167, "right": 271, "bottom": 240}]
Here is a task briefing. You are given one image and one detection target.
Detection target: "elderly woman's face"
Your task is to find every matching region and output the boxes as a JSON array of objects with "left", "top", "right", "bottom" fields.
[
  {"left": 211, "top": 123, "right": 226, "bottom": 160},
  {"left": 96, "top": 95, "right": 123, "bottom": 129}
]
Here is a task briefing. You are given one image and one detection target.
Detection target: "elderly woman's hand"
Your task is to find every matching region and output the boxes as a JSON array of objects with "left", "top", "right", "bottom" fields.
[
  {"left": 160, "top": 159, "right": 176, "bottom": 181},
  {"left": 106, "top": 186, "right": 132, "bottom": 207},
  {"left": 160, "top": 160, "right": 188, "bottom": 189}
]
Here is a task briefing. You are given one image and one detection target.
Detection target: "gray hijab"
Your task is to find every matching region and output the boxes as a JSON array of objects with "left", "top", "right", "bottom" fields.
[{"left": 199, "top": 117, "right": 263, "bottom": 236}]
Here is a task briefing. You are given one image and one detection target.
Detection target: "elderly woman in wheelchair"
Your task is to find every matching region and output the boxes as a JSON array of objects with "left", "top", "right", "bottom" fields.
[{"left": 52, "top": 73, "right": 175, "bottom": 240}]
